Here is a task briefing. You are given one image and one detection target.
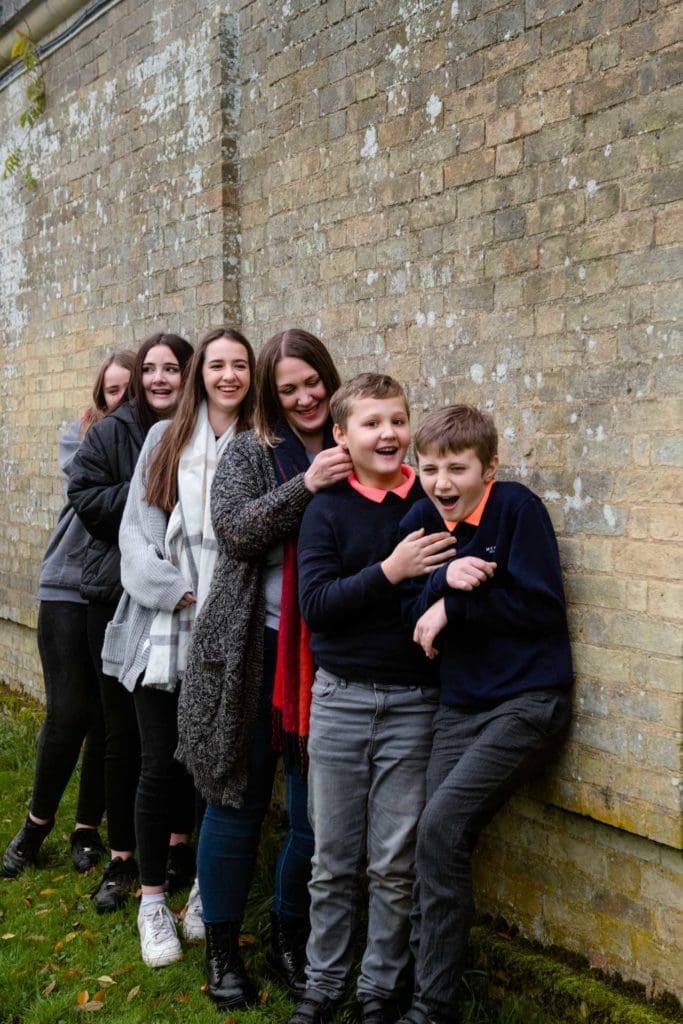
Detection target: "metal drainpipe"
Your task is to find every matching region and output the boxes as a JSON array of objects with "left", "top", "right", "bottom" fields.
[{"left": 0, "top": 0, "right": 91, "bottom": 71}]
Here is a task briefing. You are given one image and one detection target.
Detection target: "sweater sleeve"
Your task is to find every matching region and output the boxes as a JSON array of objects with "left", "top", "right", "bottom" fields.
[
  {"left": 67, "top": 422, "right": 132, "bottom": 544},
  {"left": 297, "top": 499, "right": 394, "bottom": 630},
  {"left": 118, "top": 426, "right": 190, "bottom": 612},
  {"left": 443, "top": 496, "right": 567, "bottom": 632},
  {"left": 210, "top": 435, "right": 313, "bottom": 562},
  {"left": 58, "top": 421, "right": 83, "bottom": 484}
]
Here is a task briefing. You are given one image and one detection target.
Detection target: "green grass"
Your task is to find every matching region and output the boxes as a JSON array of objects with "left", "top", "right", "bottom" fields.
[{"left": 1, "top": 684, "right": 678, "bottom": 1024}]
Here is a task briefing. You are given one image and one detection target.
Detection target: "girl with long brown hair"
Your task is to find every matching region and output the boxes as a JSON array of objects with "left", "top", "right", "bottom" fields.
[
  {"left": 102, "top": 327, "right": 255, "bottom": 968},
  {"left": 68, "top": 332, "right": 194, "bottom": 912}
]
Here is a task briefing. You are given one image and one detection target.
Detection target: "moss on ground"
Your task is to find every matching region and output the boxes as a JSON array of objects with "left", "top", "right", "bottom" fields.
[{"left": 470, "top": 925, "right": 682, "bottom": 1024}]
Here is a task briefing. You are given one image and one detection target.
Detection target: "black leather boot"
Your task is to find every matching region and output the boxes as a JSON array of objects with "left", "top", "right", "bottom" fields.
[
  {"left": 205, "top": 921, "right": 257, "bottom": 1011},
  {"left": 265, "top": 910, "right": 309, "bottom": 996}
]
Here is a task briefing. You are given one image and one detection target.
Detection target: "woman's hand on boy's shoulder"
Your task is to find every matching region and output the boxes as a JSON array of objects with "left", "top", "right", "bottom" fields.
[
  {"left": 303, "top": 446, "right": 353, "bottom": 493},
  {"left": 381, "top": 527, "right": 455, "bottom": 584}
]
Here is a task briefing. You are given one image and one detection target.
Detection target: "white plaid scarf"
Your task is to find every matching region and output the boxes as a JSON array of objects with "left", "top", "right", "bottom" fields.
[{"left": 142, "top": 402, "right": 235, "bottom": 690}]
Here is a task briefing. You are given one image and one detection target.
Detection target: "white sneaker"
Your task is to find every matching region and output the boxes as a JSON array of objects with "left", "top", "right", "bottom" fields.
[
  {"left": 181, "top": 877, "right": 205, "bottom": 942},
  {"left": 138, "top": 901, "right": 183, "bottom": 968}
]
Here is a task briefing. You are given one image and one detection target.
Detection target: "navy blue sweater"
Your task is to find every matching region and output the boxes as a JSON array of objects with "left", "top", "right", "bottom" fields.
[
  {"left": 297, "top": 478, "right": 435, "bottom": 687},
  {"left": 400, "top": 481, "right": 572, "bottom": 707}
]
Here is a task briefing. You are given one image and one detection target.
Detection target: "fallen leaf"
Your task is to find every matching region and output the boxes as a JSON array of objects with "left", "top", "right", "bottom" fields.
[
  {"left": 42, "top": 980, "right": 56, "bottom": 996},
  {"left": 81, "top": 1000, "right": 104, "bottom": 1012},
  {"left": 38, "top": 888, "right": 57, "bottom": 896},
  {"left": 126, "top": 985, "right": 140, "bottom": 1002},
  {"left": 29, "top": 934, "right": 46, "bottom": 941},
  {"left": 76, "top": 990, "right": 89, "bottom": 1006},
  {"left": 97, "top": 976, "right": 115, "bottom": 986},
  {"left": 55, "top": 930, "right": 78, "bottom": 951},
  {"left": 239, "top": 931, "right": 256, "bottom": 946},
  {"left": 60, "top": 900, "right": 68, "bottom": 914},
  {"left": 259, "top": 988, "right": 270, "bottom": 1004},
  {"left": 35, "top": 908, "right": 51, "bottom": 916},
  {"left": 175, "top": 992, "right": 189, "bottom": 1003},
  {"left": 92, "top": 990, "right": 106, "bottom": 1003},
  {"left": 2, "top": 933, "right": 15, "bottom": 940}
]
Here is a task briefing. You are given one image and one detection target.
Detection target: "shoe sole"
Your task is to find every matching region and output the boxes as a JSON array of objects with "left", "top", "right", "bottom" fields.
[
  {"left": 141, "top": 950, "right": 184, "bottom": 968},
  {"left": 181, "top": 923, "right": 205, "bottom": 942}
]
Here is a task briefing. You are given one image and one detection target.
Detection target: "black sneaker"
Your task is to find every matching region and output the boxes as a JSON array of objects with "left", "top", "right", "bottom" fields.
[
  {"left": 2, "top": 816, "right": 53, "bottom": 877},
  {"left": 361, "top": 997, "right": 401, "bottom": 1024},
  {"left": 91, "top": 857, "right": 139, "bottom": 913},
  {"left": 165, "top": 842, "right": 195, "bottom": 893},
  {"left": 287, "top": 989, "right": 337, "bottom": 1024},
  {"left": 70, "top": 828, "right": 105, "bottom": 873}
]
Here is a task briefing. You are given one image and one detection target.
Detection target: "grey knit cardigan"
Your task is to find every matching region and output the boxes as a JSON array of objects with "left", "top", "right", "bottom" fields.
[{"left": 175, "top": 429, "right": 313, "bottom": 808}]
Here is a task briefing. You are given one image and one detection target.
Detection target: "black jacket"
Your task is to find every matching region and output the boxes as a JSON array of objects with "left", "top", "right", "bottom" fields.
[{"left": 67, "top": 401, "right": 147, "bottom": 603}]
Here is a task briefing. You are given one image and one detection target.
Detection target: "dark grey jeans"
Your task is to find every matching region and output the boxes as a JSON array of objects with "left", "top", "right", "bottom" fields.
[{"left": 412, "top": 688, "right": 571, "bottom": 1016}]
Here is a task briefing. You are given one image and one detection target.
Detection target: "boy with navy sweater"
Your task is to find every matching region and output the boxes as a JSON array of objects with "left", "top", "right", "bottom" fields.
[
  {"left": 397, "top": 405, "right": 573, "bottom": 1024},
  {"left": 290, "top": 375, "right": 454, "bottom": 1024}
]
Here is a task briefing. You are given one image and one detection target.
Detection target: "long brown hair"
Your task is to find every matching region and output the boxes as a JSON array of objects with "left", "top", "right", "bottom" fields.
[
  {"left": 146, "top": 327, "right": 255, "bottom": 511},
  {"left": 81, "top": 350, "right": 136, "bottom": 434},
  {"left": 254, "top": 328, "right": 340, "bottom": 446},
  {"left": 128, "top": 332, "right": 194, "bottom": 434}
]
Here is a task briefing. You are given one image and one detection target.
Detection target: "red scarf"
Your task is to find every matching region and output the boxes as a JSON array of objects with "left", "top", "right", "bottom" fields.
[
  {"left": 269, "top": 418, "right": 334, "bottom": 774},
  {"left": 271, "top": 538, "right": 314, "bottom": 774}
]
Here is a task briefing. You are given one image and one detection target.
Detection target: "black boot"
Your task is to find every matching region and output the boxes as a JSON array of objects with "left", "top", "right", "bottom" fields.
[
  {"left": 287, "top": 989, "right": 337, "bottom": 1024},
  {"left": 70, "top": 828, "right": 105, "bottom": 873},
  {"left": 2, "top": 815, "right": 53, "bottom": 877},
  {"left": 205, "top": 921, "right": 257, "bottom": 1011},
  {"left": 265, "top": 910, "right": 308, "bottom": 996},
  {"left": 91, "top": 857, "right": 139, "bottom": 913}
]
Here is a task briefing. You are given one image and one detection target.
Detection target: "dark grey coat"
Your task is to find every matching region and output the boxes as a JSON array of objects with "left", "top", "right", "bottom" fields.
[{"left": 175, "top": 430, "right": 313, "bottom": 808}]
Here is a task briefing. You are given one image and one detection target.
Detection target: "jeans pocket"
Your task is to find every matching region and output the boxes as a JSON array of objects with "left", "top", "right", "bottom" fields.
[
  {"left": 419, "top": 686, "right": 441, "bottom": 705},
  {"left": 524, "top": 689, "right": 571, "bottom": 738},
  {"left": 312, "top": 668, "right": 340, "bottom": 700}
]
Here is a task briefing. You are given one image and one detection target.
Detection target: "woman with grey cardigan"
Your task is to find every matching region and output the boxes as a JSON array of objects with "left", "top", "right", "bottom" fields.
[
  {"left": 102, "top": 328, "right": 256, "bottom": 970},
  {"left": 176, "top": 328, "right": 351, "bottom": 1012}
]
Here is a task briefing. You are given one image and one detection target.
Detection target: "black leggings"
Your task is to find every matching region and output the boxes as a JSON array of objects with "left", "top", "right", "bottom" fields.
[
  {"left": 87, "top": 600, "right": 140, "bottom": 852},
  {"left": 31, "top": 601, "right": 105, "bottom": 825},
  {"left": 133, "top": 682, "right": 196, "bottom": 887}
]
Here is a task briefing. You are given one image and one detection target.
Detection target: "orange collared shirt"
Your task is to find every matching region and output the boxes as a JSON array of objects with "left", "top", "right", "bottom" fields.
[
  {"left": 444, "top": 479, "right": 495, "bottom": 531},
  {"left": 347, "top": 464, "right": 416, "bottom": 503}
]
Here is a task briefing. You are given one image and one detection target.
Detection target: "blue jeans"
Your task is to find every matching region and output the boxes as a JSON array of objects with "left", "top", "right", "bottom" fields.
[
  {"left": 412, "top": 689, "right": 571, "bottom": 1016},
  {"left": 305, "top": 669, "right": 437, "bottom": 1002},
  {"left": 198, "top": 629, "right": 314, "bottom": 924}
]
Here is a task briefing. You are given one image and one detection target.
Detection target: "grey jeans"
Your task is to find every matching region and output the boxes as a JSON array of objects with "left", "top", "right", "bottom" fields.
[
  {"left": 305, "top": 668, "right": 438, "bottom": 1002},
  {"left": 412, "top": 688, "right": 572, "bottom": 1016}
]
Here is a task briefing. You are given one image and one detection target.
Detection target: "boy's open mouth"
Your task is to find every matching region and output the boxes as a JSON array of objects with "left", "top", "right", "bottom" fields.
[
  {"left": 437, "top": 495, "right": 459, "bottom": 511},
  {"left": 376, "top": 446, "right": 399, "bottom": 456}
]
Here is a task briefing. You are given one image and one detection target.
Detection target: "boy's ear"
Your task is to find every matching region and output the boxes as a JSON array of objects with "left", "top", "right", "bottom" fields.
[
  {"left": 333, "top": 423, "right": 347, "bottom": 449},
  {"left": 484, "top": 456, "right": 499, "bottom": 481}
]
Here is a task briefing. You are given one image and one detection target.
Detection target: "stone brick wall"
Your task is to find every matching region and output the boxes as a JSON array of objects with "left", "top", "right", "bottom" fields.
[
  {"left": 0, "top": 3, "right": 240, "bottom": 677},
  {"left": 1, "top": 0, "right": 681, "bottom": 998}
]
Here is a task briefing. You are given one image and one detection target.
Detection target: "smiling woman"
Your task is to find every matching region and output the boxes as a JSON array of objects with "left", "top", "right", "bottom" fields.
[
  {"left": 101, "top": 327, "right": 256, "bottom": 969},
  {"left": 67, "top": 332, "right": 194, "bottom": 915}
]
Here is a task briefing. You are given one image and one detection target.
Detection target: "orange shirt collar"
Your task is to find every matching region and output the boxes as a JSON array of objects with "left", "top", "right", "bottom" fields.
[
  {"left": 444, "top": 479, "right": 495, "bottom": 530},
  {"left": 348, "top": 465, "right": 416, "bottom": 503}
]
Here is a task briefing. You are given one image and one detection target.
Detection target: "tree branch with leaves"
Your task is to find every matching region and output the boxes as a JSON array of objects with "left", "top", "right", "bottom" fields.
[{"left": 3, "top": 30, "right": 46, "bottom": 189}]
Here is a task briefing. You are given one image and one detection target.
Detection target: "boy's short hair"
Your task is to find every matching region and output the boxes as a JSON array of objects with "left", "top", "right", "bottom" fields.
[
  {"left": 330, "top": 372, "right": 409, "bottom": 430},
  {"left": 414, "top": 405, "right": 498, "bottom": 466}
]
